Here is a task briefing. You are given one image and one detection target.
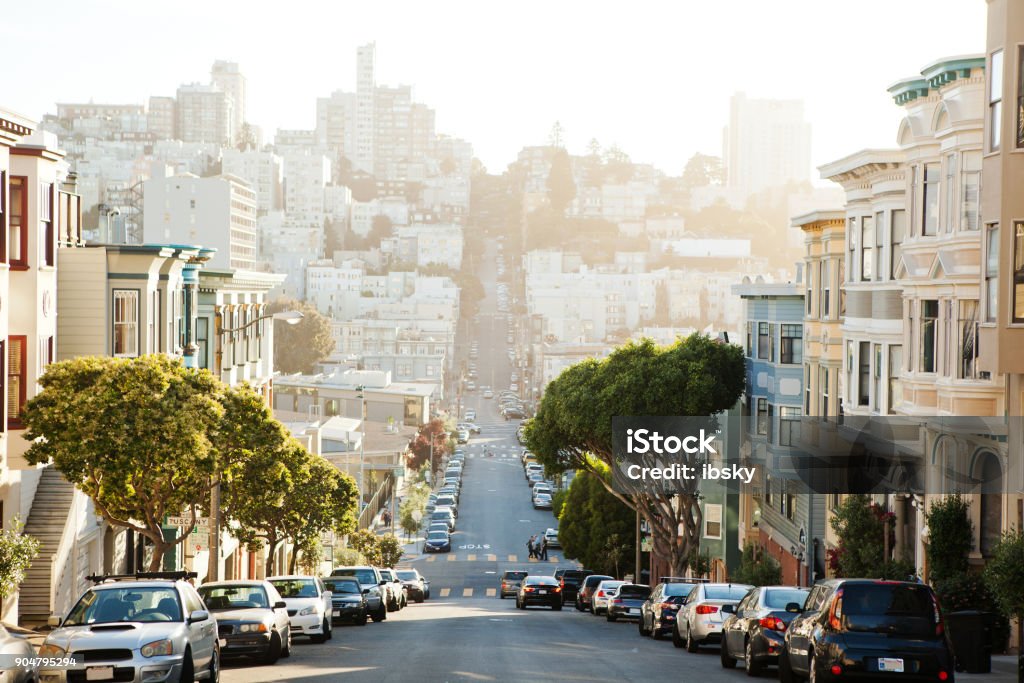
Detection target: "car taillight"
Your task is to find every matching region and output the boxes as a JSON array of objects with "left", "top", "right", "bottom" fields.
[
  {"left": 759, "top": 616, "right": 787, "bottom": 632},
  {"left": 597, "top": 590, "right": 605, "bottom": 597},
  {"left": 612, "top": 599, "right": 624, "bottom": 605},
  {"left": 931, "top": 591, "right": 945, "bottom": 636},
  {"left": 831, "top": 665, "right": 843, "bottom": 676},
  {"left": 525, "top": 587, "right": 535, "bottom": 593},
  {"left": 938, "top": 671, "right": 949, "bottom": 681},
  {"left": 695, "top": 605, "right": 719, "bottom": 615},
  {"left": 552, "top": 586, "right": 561, "bottom": 593},
  {"left": 828, "top": 588, "right": 844, "bottom": 630}
]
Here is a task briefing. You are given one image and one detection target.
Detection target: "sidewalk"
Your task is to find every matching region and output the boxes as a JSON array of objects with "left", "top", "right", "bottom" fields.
[{"left": 960, "top": 656, "right": 1018, "bottom": 682}]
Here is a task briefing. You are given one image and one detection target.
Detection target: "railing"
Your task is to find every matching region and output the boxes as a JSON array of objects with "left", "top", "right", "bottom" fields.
[{"left": 357, "top": 472, "right": 395, "bottom": 530}]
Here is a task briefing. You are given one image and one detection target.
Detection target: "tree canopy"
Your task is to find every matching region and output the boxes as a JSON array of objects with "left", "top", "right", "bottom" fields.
[
  {"left": 546, "top": 148, "right": 576, "bottom": 215},
  {"left": 524, "top": 335, "right": 744, "bottom": 576},
  {"left": 558, "top": 469, "right": 634, "bottom": 576},
  {"left": 266, "top": 298, "right": 335, "bottom": 374}
]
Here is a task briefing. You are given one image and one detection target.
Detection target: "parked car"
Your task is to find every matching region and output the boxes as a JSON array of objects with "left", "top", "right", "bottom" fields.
[
  {"left": 500, "top": 570, "right": 530, "bottom": 599},
  {"left": 576, "top": 574, "right": 615, "bottom": 612},
  {"left": 395, "top": 569, "right": 429, "bottom": 602},
  {"left": 377, "top": 568, "right": 407, "bottom": 611},
  {"left": 532, "top": 483, "right": 553, "bottom": 497},
  {"left": 559, "top": 569, "right": 594, "bottom": 605},
  {"left": 465, "top": 409, "right": 476, "bottom": 421},
  {"left": 435, "top": 494, "right": 459, "bottom": 517},
  {"left": 779, "top": 579, "right": 954, "bottom": 683},
  {"left": 483, "top": 389, "right": 494, "bottom": 399},
  {"left": 329, "top": 566, "right": 388, "bottom": 622},
  {"left": 267, "top": 575, "right": 334, "bottom": 643},
  {"left": 607, "top": 583, "right": 652, "bottom": 622},
  {"left": 321, "top": 577, "right": 368, "bottom": 626},
  {"left": 591, "top": 580, "right": 626, "bottom": 615},
  {"left": 424, "top": 530, "right": 452, "bottom": 553},
  {"left": 456, "top": 429, "right": 470, "bottom": 444},
  {"left": 431, "top": 507, "right": 456, "bottom": 531},
  {"left": 505, "top": 408, "right": 526, "bottom": 420},
  {"left": 639, "top": 579, "right": 706, "bottom": 640},
  {"left": 532, "top": 492, "right": 553, "bottom": 509},
  {"left": 544, "top": 528, "right": 560, "bottom": 548},
  {"left": 719, "top": 585, "right": 810, "bottom": 675},
  {"left": 673, "top": 582, "right": 753, "bottom": 651},
  {"left": 516, "top": 576, "right": 563, "bottom": 610},
  {"left": 41, "top": 572, "right": 220, "bottom": 682},
  {"left": 198, "top": 580, "right": 292, "bottom": 664},
  {"left": 0, "top": 624, "right": 39, "bottom": 683}
]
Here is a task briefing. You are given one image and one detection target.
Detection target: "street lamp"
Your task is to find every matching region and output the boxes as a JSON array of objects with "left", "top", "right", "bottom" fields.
[{"left": 356, "top": 385, "right": 366, "bottom": 510}]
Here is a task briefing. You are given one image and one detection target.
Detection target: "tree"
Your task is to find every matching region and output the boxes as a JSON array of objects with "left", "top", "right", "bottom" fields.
[
  {"left": 23, "top": 355, "right": 225, "bottom": 570},
  {"left": 652, "top": 282, "right": 672, "bottom": 326},
  {"left": 546, "top": 149, "right": 576, "bottom": 215},
  {"left": 0, "top": 520, "right": 40, "bottom": 608},
  {"left": 346, "top": 172, "right": 378, "bottom": 203},
  {"left": 368, "top": 214, "right": 393, "bottom": 246},
  {"left": 378, "top": 535, "right": 404, "bottom": 568},
  {"left": 984, "top": 530, "right": 1024, "bottom": 652},
  {"left": 558, "top": 470, "right": 635, "bottom": 576},
  {"left": 924, "top": 494, "right": 972, "bottom": 587},
  {"left": 266, "top": 298, "right": 334, "bottom": 374},
  {"left": 235, "top": 122, "right": 257, "bottom": 151},
  {"left": 347, "top": 529, "right": 383, "bottom": 567},
  {"left": 406, "top": 418, "right": 451, "bottom": 473},
  {"left": 295, "top": 535, "right": 324, "bottom": 576},
  {"left": 681, "top": 153, "right": 724, "bottom": 190},
  {"left": 524, "top": 335, "right": 744, "bottom": 577},
  {"left": 828, "top": 495, "right": 914, "bottom": 579},
  {"left": 731, "top": 543, "right": 782, "bottom": 586},
  {"left": 548, "top": 121, "right": 565, "bottom": 149},
  {"left": 287, "top": 458, "right": 359, "bottom": 573}
]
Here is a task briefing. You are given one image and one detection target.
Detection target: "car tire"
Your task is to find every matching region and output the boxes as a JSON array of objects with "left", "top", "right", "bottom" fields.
[
  {"left": 607, "top": 613, "right": 617, "bottom": 622},
  {"left": 778, "top": 647, "right": 796, "bottom": 683},
  {"left": 313, "top": 618, "right": 330, "bottom": 644},
  {"left": 373, "top": 604, "right": 387, "bottom": 622},
  {"left": 263, "top": 633, "right": 282, "bottom": 665},
  {"left": 575, "top": 599, "right": 583, "bottom": 612},
  {"left": 552, "top": 602, "right": 562, "bottom": 611},
  {"left": 720, "top": 641, "right": 737, "bottom": 669},
  {"left": 638, "top": 615, "right": 651, "bottom": 637},
  {"left": 208, "top": 647, "right": 220, "bottom": 683},
  {"left": 745, "top": 638, "right": 762, "bottom": 677},
  {"left": 281, "top": 629, "right": 291, "bottom": 658},
  {"left": 686, "top": 625, "right": 699, "bottom": 653},
  {"left": 672, "top": 623, "right": 685, "bottom": 648},
  {"left": 517, "top": 598, "right": 526, "bottom": 610},
  {"left": 357, "top": 611, "right": 368, "bottom": 626},
  {"left": 179, "top": 648, "right": 194, "bottom": 683}
]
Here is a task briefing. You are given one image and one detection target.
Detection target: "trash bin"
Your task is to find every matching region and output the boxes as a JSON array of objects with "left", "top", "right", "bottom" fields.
[{"left": 945, "top": 610, "right": 993, "bottom": 674}]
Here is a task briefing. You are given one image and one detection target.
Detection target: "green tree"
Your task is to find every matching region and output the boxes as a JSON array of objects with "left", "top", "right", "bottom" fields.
[
  {"left": 984, "top": 530, "right": 1024, "bottom": 652},
  {"left": 924, "top": 494, "right": 972, "bottom": 587},
  {"left": 731, "top": 543, "right": 782, "bottom": 586},
  {"left": 558, "top": 470, "right": 634, "bottom": 576},
  {"left": 334, "top": 548, "right": 367, "bottom": 566},
  {"left": 287, "top": 458, "right": 359, "bottom": 573},
  {"left": 347, "top": 529, "right": 383, "bottom": 566},
  {"left": 681, "top": 153, "right": 724, "bottom": 190},
  {"left": 546, "top": 148, "right": 576, "bottom": 214},
  {"left": 0, "top": 520, "right": 40, "bottom": 607},
  {"left": 23, "top": 355, "right": 225, "bottom": 570},
  {"left": 828, "top": 495, "right": 914, "bottom": 579},
  {"left": 378, "top": 535, "right": 404, "bottom": 568},
  {"left": 346, "top": 172, "right": 378, "bottom": 203},
  {"left": 295, "top": 535, "right": 324, "bottom": 576},
  {"left": 525, "top": 335, "right": 744, "bottom": 577},
  {"left": 266, "top": 298, "right": 335, "bottom": 374}
]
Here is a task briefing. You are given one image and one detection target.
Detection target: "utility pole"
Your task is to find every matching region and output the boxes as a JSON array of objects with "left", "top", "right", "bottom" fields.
[{"left": 635, "top": 509, "right": 641, "bottom": 582}]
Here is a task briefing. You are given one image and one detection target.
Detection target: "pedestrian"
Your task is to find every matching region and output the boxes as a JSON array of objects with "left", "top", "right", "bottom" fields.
[
  {"left": 527, "top": 535, "right": 536, "bottom": 558},
  {"left": 540, "top": 537, "right": 548, "bottom": 561},
  {"left": 382, "top": 510, "right": 392, "bottom": 527}
]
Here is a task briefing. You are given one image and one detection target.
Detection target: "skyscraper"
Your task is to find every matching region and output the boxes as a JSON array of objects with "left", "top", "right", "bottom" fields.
[
  {"left": 211, "top": 60, "right": 246, "bottom": 145},
  {"left": 355, "top": 43, "right": 376, "bottom": 174}
]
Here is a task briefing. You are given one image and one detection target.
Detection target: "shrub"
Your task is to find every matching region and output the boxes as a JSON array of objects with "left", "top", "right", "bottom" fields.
[
  {"left": 925, "top": 494, "right": 972, "bottom": 587},
  {"left": 935, "top": 572, "right": 1010, "bottom": 653},
  {"left": 730, "top": 543, "right": 781, "bottom": 586}
]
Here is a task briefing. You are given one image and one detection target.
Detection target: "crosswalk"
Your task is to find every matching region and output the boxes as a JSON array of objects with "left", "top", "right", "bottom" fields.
[
  {"left": 427, "top": 586, "right": 532, "bottom": 599},
  {"left": 420, "top": 554, "right": 560, "bottom": 563}
]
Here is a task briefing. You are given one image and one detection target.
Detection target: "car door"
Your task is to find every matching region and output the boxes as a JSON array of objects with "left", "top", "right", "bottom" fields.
[
  {"left": 645, "top": 585, "right": 661, "bottom": 629},
  {"left": 677, "top": 585, "right": 698, "bottom": 635},
  {"left": 727, "top": 589, "right": 756, "bottom": 656},
  {"left": 266, "top": 584, "right": 290, "bottom": 637},
  {"left": 317, "top": 578, "right": 331, "bottom": 615},
  {"left": 182, "top": 584, "right": 214, "bottom": 671},
  {"left": 787, "top": 585, "right": 826, "bottom": 676}
]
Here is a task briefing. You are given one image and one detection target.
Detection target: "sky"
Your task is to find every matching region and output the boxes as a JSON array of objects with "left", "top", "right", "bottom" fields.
[{"left": 2, "top": 0, "right": 987, "bottom": 176}]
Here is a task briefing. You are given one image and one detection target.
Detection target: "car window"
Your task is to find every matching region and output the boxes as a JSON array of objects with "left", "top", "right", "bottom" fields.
[
  {"left": 333, "top": 568, "right": 377, "bottom": 585},
  {"left": 396, "top": 571, "right": 418, "bottom": 581},
  {"left": 66, "top": 587, "right": 184, "bottom": 625},
  {"left": 428, "top": 531, "right": 449, "bottom": 539},
  {"left": 324, "top": 579, "right": 361, "bottom": 594},
  {"left": 198, "top": 584, "right": 269, "bottom": 610},
  {"left": 737, "top": 589, "right": 756, "bottom": 612},
  {"left": 182, "top": 585, "right": 205, "bottom": 615},
  {"left": 705, "top": 585, "right": 751, "bottom": 601},
  {"left": 270, "top": 578, "right": 319, "bottom": 598},
  {"left": 618, "top": 585, "right": 651, "bottom": 599},
  {"left": 808, "top": 585, "right": 828, "bottom": 612},
  {"left": 504, "top": 571, "right": 528, "bottom": 580},
  {"left": 663, "top": 583, "right": 692, "bottom": 598},
  {"left": 841, "top": 583, "right": 937, "bottom": 637},
  {"left": 764, "top": 588, "right": 810, "bottom": 610}
]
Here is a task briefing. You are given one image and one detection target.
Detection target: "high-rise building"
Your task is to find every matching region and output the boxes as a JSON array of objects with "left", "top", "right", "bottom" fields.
[
  {"left": 147, "top": 96, "right": 176, "bottom": 140},
  {"left": 222, "top": 148, "right": 283, "bottom": 215},
  {"left": 211, "top": 60, "right": 246, "bottom": 144},
  {"left": 316, "top": 89, "right": 355, "bottom": 157},
  {"left": 175, "top": 83, "right": 233, "bottom": 145},
  {"left": 723, "top": 92, "right": 812, "bottom": 201},
  {"left": 355, "top": 43, "right": 376, "bottom": 174}
]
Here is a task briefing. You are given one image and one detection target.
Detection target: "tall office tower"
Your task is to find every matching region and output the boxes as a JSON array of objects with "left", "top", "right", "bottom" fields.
[
  {"left": 211, "top": 60, "right": 247, "bottom": 145},
  {"left": 354, "top": 43, "right": 376, "bottom": 174},
  {"left": 176, "top": 83, "right": 233, "bottom": 145}
]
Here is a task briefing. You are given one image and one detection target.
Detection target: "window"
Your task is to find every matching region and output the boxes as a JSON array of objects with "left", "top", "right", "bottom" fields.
[
  {"left": 921, "top": 300, "right": 939, "bottom": 373},
  {"left": 113, "top": 290, "right": 140, "bottom": 357},
  {"left": 0, "top": 340, "right": 5, "bottom": 428},
  {"left": 922, "top": 164, "right": 939, "bottom": 236},
  {"left": 39, "top": 335, "right": 54, "bottom": 375},
  {"left": 874, "top": 212, "right": 885, "bottom": 280},
  {"left": 874, "top": 344, "right": 882, "bottom": 411},
  {"left": 746, "top": 321, "right": 754, "bottom": 357},
  {"left": 820, "top": 367, "right": 830, "bottom": 417},
  {"left": 756, "top": 398, "right": 768, "bottom": 436},
  {"left": 196, "top": 318, "right": 209, "bottom": 369},
  {"left": 839, "top": 261, "right": 846, "bottom": 316},
  {"left": 0, "top": 170, "right": 6, "bottom": 262},
  {"left": 859, "top": 341, "right": 870, "bottom": 406},
  {"left": 780, "top": 406, "right": 801, "bottom": 446},
  {"left": 9, "top": 177, "right": 27, "bottom": 268},
  {"left": 767, "top": 403, "right": 774, "bottom": 442},
  {"left": 768, "top": 323, "right": 776, "bottom": 362},
  {"left": 757, "top": 323, "right": 769, "bottom": 360},
  {"left": 765, "top": 473, "right": 774, "bottom": 506},
  {"left": 891, "top": 209, "right": 906, "bottom": 279},
  {"left": 39, "top": 182, "right": 53, "bottom": 267},
  {"left": 1018, "top": 47, "right": 1024, "bottom": 147},
  {"left": 806, "top": 264, "right": 814, "bottom": 316},
  {"left": 704, "top": 504, "right": 723, "bottom": 539},
  {"left": 1014, "top": 222, "right": 1024, "bottom": 323},
  {"left": 7, "top": 336, "right": 26, "bottom": 428},
  {"left": 991, "top": 49, "right": 1004, "bottom": 152},
  {"left": 961, "top": 151, "right": 981, "bottom": 230},
  {"left": 804, "top": 364, "right": 811, "bottom": 415},
  {"left": 909, "top": 166, "right": 918, "bottom": 237},
  {"left": 784, "top": 481, "right": 796, "bottom": 522},
  {"left": 960, "top": 300, "right": 980, "bottom": 379},
  {"left": 846, "top": 340, "right": 855, "bottom": 405},
  {"left": 888, "top": 346, "right": 903, "bottom": 414},
  {"left": 861, "top": 215, "right": 874, "bottom": 280},
  {"left": 944, "top": 154, "right": 956, "bottom": 233},
  {"left": 780, "top": 324, "right": 802, "bottom": 364},
  {"left": 987, "top": 223, "right": 1000, "bottom": 322},
  {"left": 821, "top": 260, "right": 830, "bottom": 318},
  {"left": 849, "top": 217, "right": 858, "bottom": 281}
]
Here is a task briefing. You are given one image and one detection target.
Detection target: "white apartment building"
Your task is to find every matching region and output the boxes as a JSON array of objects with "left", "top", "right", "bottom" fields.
[
  {"left": 396, "top": 224, "right": 463, "bottom": 269},
  {"left": 306, "top": 259, "right": 366, "bottom": 320},
  {"left": 175, "top": 83, "right": 233, "bottom": 145},
  {"left": 282, "top": 150, "right": 330, "bottom": 224},
  {"left": 210, "top": 60, "right": 246, "bottom": 145},
  {"left": 258, "top": 212, "right": 322, "bottom": 299},
  {"left": 354, "top": 43, "right": 376, "bottom": 174},
  {"left": 421, "top": 174, "right": 470, "bottom": 211},
  {"left": 222, "top": 148, "right": 282, "bottom": 215},
  {"left": 147, "top": 96, "right": 176, "bottom": 140},
  {"left": 351, "top": 198, "right": 409, "bottom": 237},
  {"left": 143, "top": 173, "right": 258, "bottom": 270}
]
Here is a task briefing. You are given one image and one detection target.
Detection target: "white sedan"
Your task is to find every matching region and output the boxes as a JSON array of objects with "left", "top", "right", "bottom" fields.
[{"left": 268, "top": 575, "right": 333, "bottom": 643}]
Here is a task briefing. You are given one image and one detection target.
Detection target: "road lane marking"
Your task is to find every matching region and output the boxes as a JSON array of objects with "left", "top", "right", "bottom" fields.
[
  {"left": 507, "top": 554, "right": 517, "bottom": 562},
  {"left": 463, "top": 587, "right": 473, "bottom": 597},
  {"left": 467, "top": 554, "right": 477, "bottom": 561},
  {"left": 549, "top": 556, "right": 559, "bottom": 562},
  {"left": 528, "top": 557, "right": 538, "bottom": 563},
  {"left": 426, "top": 556, "right": 435, "bottom": 562},
  {"left": 448, "top": 554, "right": 457, "bottom": 562},
  {"left": 487, "top": 554, "right": 497, "bottom": 561},
  {"left": 486, "top": 588, "right": 497, "bottom": 597},
  {"left": 440, "top": 588, "right": 451, "bottom": 597}
]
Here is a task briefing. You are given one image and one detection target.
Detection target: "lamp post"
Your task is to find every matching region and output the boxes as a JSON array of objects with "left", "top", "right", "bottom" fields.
[
  {"left": 207, "top": 309, "right": 303, "bottom": 582},
  {"left": 356, "top": 385, "right": 366, "bottom": 509}
]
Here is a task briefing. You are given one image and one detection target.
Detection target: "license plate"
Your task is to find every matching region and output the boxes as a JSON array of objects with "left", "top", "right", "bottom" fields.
[
  {"left": 628, "top": 608, "right": 639, "bottom": 614},
  {"left": 86, "top": 667, "right": 114, "bottom": 681},
  {"left": 538, "top": 590, "right": 547, "bottom": 594},
  {"left": 879, "top": 658, "right": 904, "bottom": 673},
  {"left": 333, "top": 609, "right": 340, "bottom": 617}
]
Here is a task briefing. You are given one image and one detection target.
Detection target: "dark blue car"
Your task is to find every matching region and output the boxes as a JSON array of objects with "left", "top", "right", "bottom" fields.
[{"left": 424, "top": 530, "right": 451, "bottom": 553}]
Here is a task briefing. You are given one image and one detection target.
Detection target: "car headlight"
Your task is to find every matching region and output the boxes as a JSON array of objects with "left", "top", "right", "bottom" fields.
[
  {"left": 140, "top": 639, "right": 173, "bottom": 657},
  {"left": 298, "top": 605, "right": 319, "bottom": 616},
  {"left": 38, "top": 644, "right": 66, "bottom": 657},
  {"left": 238, "top": 623, "right": 269, "bottom": 633}
]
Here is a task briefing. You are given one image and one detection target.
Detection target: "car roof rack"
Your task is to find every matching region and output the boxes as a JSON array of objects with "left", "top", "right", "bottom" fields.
[
  {"left": 660, "top": 576, "right": 709, "bottom": 584},
  {"left": 86, "top": 571, "right": 198, "bottom": 584}
]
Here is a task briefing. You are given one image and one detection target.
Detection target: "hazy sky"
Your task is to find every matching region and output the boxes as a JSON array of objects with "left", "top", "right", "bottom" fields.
[{"left": 3, "top": 0, "right": 986, "bottom": 176}]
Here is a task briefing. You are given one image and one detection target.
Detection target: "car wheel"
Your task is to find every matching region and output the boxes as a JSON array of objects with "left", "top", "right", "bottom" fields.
[
  {"left": 607, "top": 613, "right": 617, "bottom": 622},
  {"left": 357, "top": 610, "right": 368, "bottom": 626},
  {"left": 685, "top": 625, "right": 699, "bottom": 653},
  {"left": 778, "top": 647, "right": 796, "bottom": 683},
  {"left": 552, "top": 602, "right": 562, "bottom": 611},
  {"left": 720, "top": 640, "right": 736, "bottom": 669},
  {"left": 672, "top": 623, "right": 685, "bottom": 648},
  {"left": 208, "top": 647, "right": 220, "bottom": 683},
  {"left": 575, "top": 599, "right": 583, "bottom": 612},
  {"left": 373, "top": 604, "right": 387, "bottom": 622},
  {"left": 745, "top": 638, "right": 762, "bottom": 677},
  {"left": 179, "top": 648, "right": 194, "bottom": 682},
  {"left": 517, "top": 598, "right": 526, "bottom": 610},
  {"left": 263, "top": 633, "right": 282, "bottom": 665},
  {"left": 638, "top": 615, "right": 650, "bottom": 637},
  {"left": 281, "top": 629, "right": 292, "bottom": 658},
  {"left": 313, "top": 618, "right": 330, "bottom": 644},
  {"left": 808, "top": 655, "right": 818, "bottom": 683}
]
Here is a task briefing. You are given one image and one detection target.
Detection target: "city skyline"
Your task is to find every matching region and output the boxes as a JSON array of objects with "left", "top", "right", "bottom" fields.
[{"left": 3, "top": 0, "right": 985, "bottom": 175}]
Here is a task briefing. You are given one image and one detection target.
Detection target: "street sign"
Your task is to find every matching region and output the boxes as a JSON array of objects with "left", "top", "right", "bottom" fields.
[
  {"left": 168, "top": 516, "right": 210, "bottom": 528},
  {"left": 412, "top": 511, "right": 423, "bottom": 522}
]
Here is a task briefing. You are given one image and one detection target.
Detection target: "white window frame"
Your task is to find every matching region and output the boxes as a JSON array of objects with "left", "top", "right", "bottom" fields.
[
  {"left": 704, "top": 503, "right": 723, "bottom": 540},
  {"left": 113, "top": 289, "right": 140, "bottom": 358}
]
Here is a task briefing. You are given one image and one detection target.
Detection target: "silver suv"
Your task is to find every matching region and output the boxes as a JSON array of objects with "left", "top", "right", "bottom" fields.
[{"left": 39, "top": 571, "right": 219, "bottom": 683}]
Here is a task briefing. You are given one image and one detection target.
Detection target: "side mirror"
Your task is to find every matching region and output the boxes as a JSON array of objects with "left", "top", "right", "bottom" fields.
[
  {"left": 379, "top": 580, "right": 388, "bottom": 586},
  {"left": 362, "top": 588, "right": 371, "bottom": 595},
  {"left": 720, "top": 604, "right": 735, "bottom": 614},
  {"left": 785, "top": 602, "right": 803, "bottom": 613},
  {"left": 188, "top": 610, "right": 209, "bottom": 623},
  {"left": 47, "top": 615, "right": 62, "bottom": 628},
  {"left": 274, "top": 601, "right": 287, "bottom": 610}
]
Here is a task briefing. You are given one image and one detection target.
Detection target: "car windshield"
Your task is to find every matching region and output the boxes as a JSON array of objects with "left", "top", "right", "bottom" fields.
[
  {"left": 841, "top": 583, "right": 938, "bottom": 637},
  {"left": 705, "top": 585, "right": 752, "bottom": 600},
  {"left": 324, "top": 579, "right": 360, "bottom": 594},
  {"left": 428, "top": 531, "right": 449, "bottom": 540},
  {"left": 504, "top": 571, "right": 528, "bottom": 581},
  {"left": 663, "top": 584, "right": 694, "bottom": 597},
  {"left": 599, "top": 582, "right": 624, "bottom": 591},
  {"left": 333, "top": 569, "right": 377, "bottom": 585},
  {"left": 269, "top": 579, "right": 319, "bottom": 598},
  {"left": 64, "top": 587, "right": 183, "bottom": 625},
  {"left": 198, "top": 584, "right": 269, "bottom": 611},
  {"left": 396, "top": 571, "right": 418, "bottom": 581},
  {"left": 765, "top": 588, "right": 810, "bottom": 610},
  {"left": 619, "top": 585, "right": 652, "bottom": 599}
]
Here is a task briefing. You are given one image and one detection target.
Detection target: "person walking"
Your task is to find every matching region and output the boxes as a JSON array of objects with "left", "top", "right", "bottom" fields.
[
  {"left": 539, "top": 537, "right": 549, "bottom": 561},
  {"left": 527, "top": 535, "right": 537, "bottom": 559}
]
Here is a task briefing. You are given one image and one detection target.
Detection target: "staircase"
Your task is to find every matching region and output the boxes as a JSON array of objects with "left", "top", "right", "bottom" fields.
[{"left": 19, "top": 467, "right": 74, "bottom": 627}]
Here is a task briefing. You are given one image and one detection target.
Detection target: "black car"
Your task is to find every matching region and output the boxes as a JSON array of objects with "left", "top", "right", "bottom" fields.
[
  {"left": 395, "top": 569, "right": 429, "bottom": 602},
  {"left": 322, "top": 578, "right": 368, "bottom": 626},
  {"left": 516, "top": 576, "right": 563, "bottom": 610},
  {"left": 639, "top": 580, "right": 701, "bottom": 640},
  {"left": 576, "top": 574, "right": 614, "bottom": 611},
  {"left": 720, "top": 585, "right": 809, "bottom": 675},
  {"left": 559, "top": 569, "right": 594, "bottom": 604},
  {"left": 607, "top": 583, "right": 651, "bottom": 622},
  {"left": 424, "top": 530, "right": 452, "bottom": 553},
  {"left": 780, "top": 579, "right": 954, "bottom": 683}
]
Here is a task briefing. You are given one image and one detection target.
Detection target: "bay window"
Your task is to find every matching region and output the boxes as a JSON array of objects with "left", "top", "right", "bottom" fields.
[
  {"left": 921, "top": 300, "right": 939, "bottom": 373},
  {"left": 944, "top": 154, "right": 956, "bottom": 233},
  {"left": 7, "top": 336, "right": 26, "bottom": 429},
  {"left": 874, "top": 212, "right": 884, "bottom": 280},
  {"left": 986, "top": 223, "right": 1000, "bottom": 322},
  {"left": 821, "top": 260, "right": 830, "bottom": 318},
  {"left": 1014, "top": 221, "right": 1024, "bottom": 323},
  {"left": 758, "top": 323, "right": 769, "bottom": 360},
  {"left": 861, "top": 215, "right": 874, "bottom": 280},
  {"left": 112, "top": 290, "right": 140, "bottom": 357},
  {"left": 891, "top": 209, "right": 906, "bottom": 279},
  {"left": 9, "top": 177, "right": 26, "bottom": 268},
  {"left": 991, "top": 49, "right": 1004, "bottom": 152},
  {"left": 888, "top": 346, "right": 903, "bottom": 414},
  {"left": 960, "top": 300, "right": 980, "bottom": 379},
  {"left": 961, "top": 151, "right": 981, "bottom": 230},
  {"left": 922, "top": 164, "right": 939, "bottom": 236},
  {"left": 757, "top": 398, "right": 768, "bottom": 435},
  {"left": 780, "top": 324, "right": 802, "bottom": 364},
  {"left": 779, "top": 406, "right": 801, "bottom": 447},
  {"left": 859, "top": 341, "right": 870, "bottom": 406}
]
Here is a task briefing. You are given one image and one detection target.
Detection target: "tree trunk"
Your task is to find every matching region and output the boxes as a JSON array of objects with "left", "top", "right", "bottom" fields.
[
  {"left": 264, "top": 537, "right": 282, "bottom": 576},
  {"left": 288, "top": 545, "right": 299, "bottom": 575}
]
